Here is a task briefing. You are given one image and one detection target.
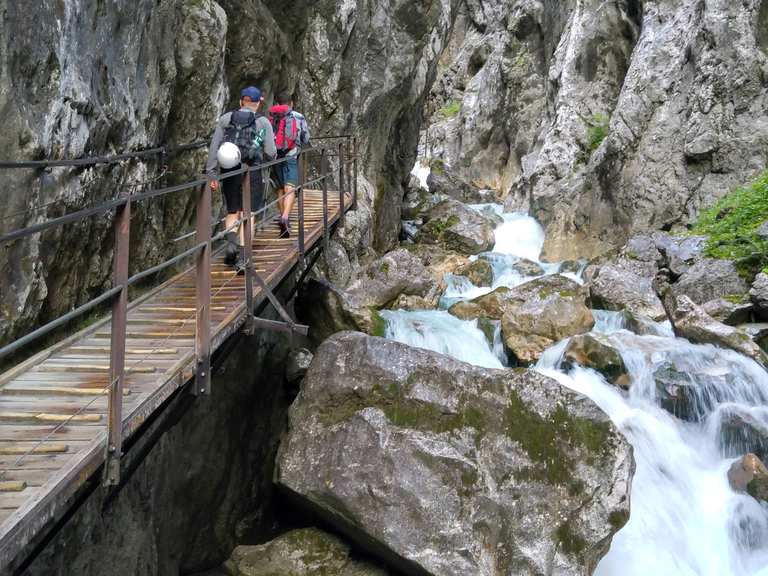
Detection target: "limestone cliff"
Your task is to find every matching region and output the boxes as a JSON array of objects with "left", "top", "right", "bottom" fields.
[
  {"left": 0, "top": 0, "right": 459, "bottom": 346},
  {"left": 426, "top": 0, "right": 768, "bottom": 259}
]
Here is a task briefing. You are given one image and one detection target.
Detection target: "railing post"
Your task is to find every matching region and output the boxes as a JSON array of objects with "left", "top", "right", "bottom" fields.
[
  {"left": 321, "top": 148, "right": 329, "bottom": 251},
  {"left": 352, "top": 136, "right": 359, "bottom": 211},
  {"left": 297, "top": 153, "right": 306, "bottom": 259},
  {"left": 243, "top": 166, "right": 254, "bottom": 335},
  {"left": 195, "top": 181, "right": 212, "bottom": 396},
  {"left": 338, "top": 142, "right": 346, "bottom": 227},
  {"left": 104, "top": 195, "right": 130, "bottom": 486}
]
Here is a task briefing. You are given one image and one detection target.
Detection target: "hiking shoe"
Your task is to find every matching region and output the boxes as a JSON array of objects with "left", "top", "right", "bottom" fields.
[
  {"left": 279, "top": 216, "right": 291, "bottom": 238},
  {"left": 235, "top": 249, "right": 247, "bottom": 276},
  {"left": 224, "top": 232, "right": 238, "bottom": 265}
]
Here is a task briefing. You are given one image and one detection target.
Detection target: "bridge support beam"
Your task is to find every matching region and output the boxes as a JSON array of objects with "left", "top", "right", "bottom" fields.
[{"left": 194, "top": 182, "right": 212, "bottom": 396}]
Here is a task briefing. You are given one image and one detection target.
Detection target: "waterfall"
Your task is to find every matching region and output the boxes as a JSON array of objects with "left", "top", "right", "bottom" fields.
[{"left": 381, "top": 207, "right": 768, "bottom": 575}]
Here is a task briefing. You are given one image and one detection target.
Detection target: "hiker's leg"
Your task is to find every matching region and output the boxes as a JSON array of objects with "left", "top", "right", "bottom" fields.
[
  {"left": 282, "top": 184, "right": 296, "bottom": 219},
  {"left": 249, "top": 169, "right": 265, "bottom": 236}
]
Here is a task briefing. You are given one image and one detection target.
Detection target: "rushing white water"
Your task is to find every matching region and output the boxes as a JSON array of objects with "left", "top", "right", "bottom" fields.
[{"left": 383, "top": 206, "right": 768, "bottom": 574}]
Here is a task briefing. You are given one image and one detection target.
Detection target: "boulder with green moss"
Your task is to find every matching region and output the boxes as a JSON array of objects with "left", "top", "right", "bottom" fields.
[
  {"left": 297, "top": 250, "right": 438, "bottom": 342},
  {"left": 728, "top": 454, "right": 768, "bottom": 504},
  {"left": 222, "top": 528, "right": 388, "bottom": 576},
  {"left": 417, "top": 198, "right": 495, "bottom": 255},
  {"left": 277, "top": 332, "right": 632, "bottom": 576}
]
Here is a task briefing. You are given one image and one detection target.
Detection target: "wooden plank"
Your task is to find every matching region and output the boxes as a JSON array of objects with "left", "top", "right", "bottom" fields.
[
  {"left": 67, "top": 346, "right": 179, "bottom": 355},
  {"left": 0, "top": 483, "right": 26, "bottom": 493},
  {"left": 2, "top": 386, "right": 131, "bottom": 397},
  {"left": 37, "top": 364, "right": 155, "bottom": 374},
  {"left": 0, "top": 444, "right": 68, "bottom": 456},
  {"left": 0, "top": 413, "right": 101, "bottom": 424}
]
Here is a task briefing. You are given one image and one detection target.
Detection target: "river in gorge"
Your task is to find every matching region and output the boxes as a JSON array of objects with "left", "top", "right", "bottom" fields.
[{"left": 382, "top": 204, "right": 768, "bottom": 575}]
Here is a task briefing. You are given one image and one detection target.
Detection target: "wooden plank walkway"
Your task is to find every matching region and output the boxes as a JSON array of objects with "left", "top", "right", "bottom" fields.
[{"left": 0, "top": 189, "right": 350, "bottom": 568}]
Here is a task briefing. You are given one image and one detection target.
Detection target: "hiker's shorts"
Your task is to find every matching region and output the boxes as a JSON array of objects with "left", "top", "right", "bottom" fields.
[
  {"left": 221, "top": 165, "right": 265, "bottom": 214},
  {"left": 273, "top": 155, "right": 299, "bottom": 189}
]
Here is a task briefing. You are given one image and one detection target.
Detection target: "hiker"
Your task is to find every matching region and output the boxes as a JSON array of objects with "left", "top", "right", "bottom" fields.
[
  {"left": 206, "top": 86, "right": 276, "bottom": 270},
  {"left": 268, "top": 91, "right": 311, "bottom": 238}
]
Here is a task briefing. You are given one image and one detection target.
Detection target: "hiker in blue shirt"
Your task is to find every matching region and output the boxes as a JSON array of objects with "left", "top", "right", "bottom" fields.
[{"left": 206, "top": 86, "right": 276, "bottom": 271}]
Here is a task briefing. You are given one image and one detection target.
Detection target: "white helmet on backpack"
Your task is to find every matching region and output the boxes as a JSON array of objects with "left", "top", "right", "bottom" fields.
[{"left": 217, "top": 142, "right": 241, "bottom": 169}]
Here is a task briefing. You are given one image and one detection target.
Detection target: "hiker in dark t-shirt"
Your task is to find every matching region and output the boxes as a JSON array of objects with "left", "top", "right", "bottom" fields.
[{"left": 206, "top": 87, "right": 276, "bottom": 271}]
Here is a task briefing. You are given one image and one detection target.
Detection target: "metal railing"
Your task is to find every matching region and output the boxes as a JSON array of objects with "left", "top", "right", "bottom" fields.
[{"left": 0, "top": 134, "right": 359, "bottom": 485}]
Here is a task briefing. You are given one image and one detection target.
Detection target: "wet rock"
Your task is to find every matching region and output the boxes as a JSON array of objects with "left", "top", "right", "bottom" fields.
[
  {"left": 286, "top": 348, "right": 314, "bottom": 385},
  {"left": 222, "top": 528, "right": 389, "bottom": 576},
  {"left": 750, "top": 273, "right": 768, "bottom": 321},
  {"left": 702, "top": 298, "right": 754, "bottom": 327},
  {"left": 671, "top": 259, "right": 749, "bottom": 306},
  {"left": 427, "top": 164, "right": 488, "bottom": 204},
  {"left": 563, "top": 335, "right": 629, "bottom": 387},
  {"left": 417, "top": 198, "right": 495, "bottom": 255},
  {"left": 501, "top": 276, "right": 595, "bottom": 363},
  {"left": 719, "top": 409, "right": 768, "bottom": 462},
  {"left": 297, "top": 250, "right": 438, "bottom": 342},
  {"left": 728, "top": 455, "right": 768, "bottom": 504},
  {"left": 389, "top": 294, "right": 438, "bottom": 312},
  {"left": 662, "top": 293, "right": 768, "bottom": 369},
  {"left": 277, "top": 332, "right": 633, "bottom": 576},
  {"left": 588, "top": 264, "right": 667, "bottom": 321},
  {"left": 512, "top": 258, "right": 546, "bottom": 277},
  {"left": 454, "top": 259, "right": 493, "bottom": 287},
  {"left": 739, "top": 324, "right": 768, "bottom": 353},
  {"left": 650, "top": 364, "right": 707, "bottom": 421},
  {"left": 559, "top": 260, "right": 586, "bottom": 276}
]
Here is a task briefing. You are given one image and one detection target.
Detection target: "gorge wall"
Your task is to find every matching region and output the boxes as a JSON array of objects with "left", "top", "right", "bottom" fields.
[
  {"left": 425, "top": 0, "right": 768, "bottom": 259},
  {"left": 0, "top": 0, "right": 460, "bottom": 346}
]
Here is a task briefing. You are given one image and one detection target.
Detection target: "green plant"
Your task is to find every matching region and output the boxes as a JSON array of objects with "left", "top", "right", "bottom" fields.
[
  {"left": 439, "top": 100, "right": 461, "bottom": 118},
  {"left": 692, "top": 171, "right": 768, "bottom": 280},
  {"left": 586, "top": 113, "right": 610, "bottom": 153}
]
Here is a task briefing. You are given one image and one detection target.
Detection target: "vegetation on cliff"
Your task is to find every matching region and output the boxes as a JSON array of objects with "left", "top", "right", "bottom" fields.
[{"left": 693, "top": 171, "right": 768, "bottom": 277}]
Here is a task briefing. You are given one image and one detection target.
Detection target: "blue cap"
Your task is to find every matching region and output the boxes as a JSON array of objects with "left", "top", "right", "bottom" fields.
[{"left": 240, "top": 86, "right": 262, "bottom": 102}]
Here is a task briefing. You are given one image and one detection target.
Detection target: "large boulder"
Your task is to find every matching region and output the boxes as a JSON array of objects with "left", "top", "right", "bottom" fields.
[
  {"left": 588, "top": 264, "right": 667, "bottom": 321},
  {"left": 417, "top": 198, "right": 496, "bottom": 255},
  {"left": 426, "top": 163, "right": 493, "bottom": 204},
  {"left": 501, "top": 276, "right": 596, "bottom": 363},
  {"left": 751, "top": 273, "right": 768, "bottom": 321},
  {"left": 454, "top": 259, "right": 494, "bottom": 287},
  {"left": 297, "top": 249, "right": 438, "bottom": 342},
  {"left": 702, "top": 298, "right": 754, "bottom": 326},
  {"left": 222, "top": 528, "right": 389, "bottom": 576},
  {"left": 671, "top": 259, "right": 749, "bottom": 305},
  {"left": 662, "top": 293, "right": 768, "bottom": 369},
  {"left": 277, "top": 332, "right": 633, "bottom": 576}
]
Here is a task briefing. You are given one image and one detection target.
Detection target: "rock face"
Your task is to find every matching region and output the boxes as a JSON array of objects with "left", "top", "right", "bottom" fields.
[
  {"left": 278, "top": 332, "right": 633, "bottom": 576},
  {"left": 454, "top": 259, "right": 494, "bottom": 287},
  {"left": 663, "top": 293, "right": 768, "bottom": 369},
  {"left": 425, "top": 0, "right": 768, "bottom": 259},
  {"left": 0, "top": 0, "right": 462, "bottom": 346},
  {"left": 671, "top": 260, "right": 749, "bottom": 305},
  {"left": 417, "top": 198, "right": 496, "bottom": 255},
  {"left": 297, "top": 249, "right": 438, "bottom": 342},
  {"left": 222, "top": 528, "right": 388, "bottom": 576}
]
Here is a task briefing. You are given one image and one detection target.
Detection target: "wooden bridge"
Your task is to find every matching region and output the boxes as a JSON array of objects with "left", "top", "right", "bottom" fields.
[{"left": 0, "top": 138, "right": 357, "bottom": 571}]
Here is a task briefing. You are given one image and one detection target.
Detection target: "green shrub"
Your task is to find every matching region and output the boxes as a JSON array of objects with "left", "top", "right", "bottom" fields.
[
  {"left": 692, "top": 171, "right": 768, "bottom": 280},
  {"left": 439, "top": 100, "right": 461, "bottom": 118},
  {"left": 586, "top": 113, "right": 610, "bottom": 153}
]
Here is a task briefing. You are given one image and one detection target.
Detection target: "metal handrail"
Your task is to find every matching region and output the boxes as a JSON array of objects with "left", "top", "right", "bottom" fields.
[{"left": 0, "top": 133, "right": 359, "bottom": 486}]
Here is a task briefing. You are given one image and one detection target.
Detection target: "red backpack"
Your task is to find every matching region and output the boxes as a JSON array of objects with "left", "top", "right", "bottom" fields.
[{"left": 269, "top": 105, "right": 299, "bottom": 152}]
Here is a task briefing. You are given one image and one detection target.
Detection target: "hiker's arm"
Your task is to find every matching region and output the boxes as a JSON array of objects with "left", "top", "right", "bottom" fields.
[{"left": 206, "top": 118, "right": 226, "bottom": 173}]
